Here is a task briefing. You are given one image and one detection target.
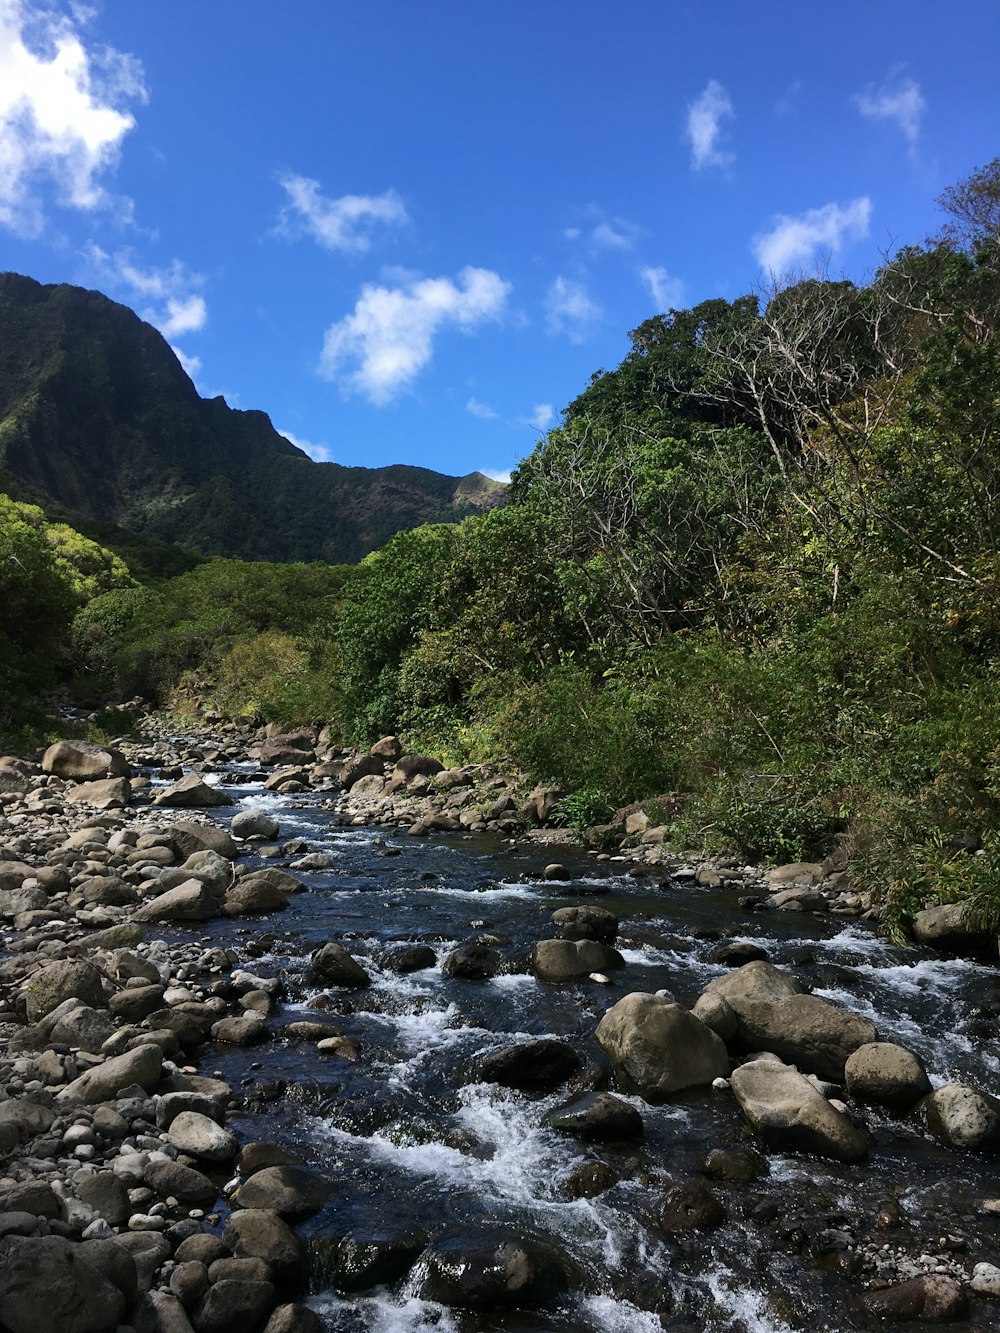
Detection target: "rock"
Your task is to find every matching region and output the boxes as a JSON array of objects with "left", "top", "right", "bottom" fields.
[
  {"left": 113, "top": 1230, "right": 171, "bottom": 1292},
  {"left": 0, "top": 1182, "right": 60, "bottom": 1217},
  {"left": 168, "top": 1111, "right": 239, "bottom": 1162},
  {"left": 477, "top": 1039, "right": 581, "bottom": 1092},
  {"left": 862, "top": 1273, "right": 968, "bottom": 1320},
  {"left": 370, "top": 735, "right": 404, "bottom": 761},
  {"left": 339, "top": 755, "right": 385, "bottom": 789},
  {"left": 391, "top": 754, "right": 444, "bottom": 786},
  {"left": 223, "top": 1209, "right": 305, "bottom": 1283},
  {"left": 310, "top": 1231, "right": 424, "bottom": 1294},
  {"left": 76, "top": 1236, "right": 138, "bottom": 1304},
  {"left": 234, "top": 1166, "right": 333, "bottom": 1221},
  {"left": 231, "top": 809, "right": 280, "bottom": 840},
  {"left": 735, "top": 993, "right": 878, "bottom": 1081},
  {"left": 384, "top": 943, "right": 437, "bottom": 973},
  {"left": 311, "top": 942, "right": 370, "bottom": 988},
  {"left": 709, "top": 940, "right": 769, "bottom": 966},
  {"left": 58, "top": 1044, "right": 163, "bottom": 1103},
  {"left": 844, "top": 1042, "right": 932, "bottom": 1112},
  {"left": 144, "top": 1159, "right": 218, "bottom": 1208},
  {"left": 43, "top": 740, "right": 130, "bottom": 782},
  {"left": 532, "top": 938, "right": 625, "bottom": 982},
  {"left": 912, "top": 902, "right": 988, "bottom": 952},
  {"left": 543, "top": 1092, "right": 643, "bottom": 1141},
  {"left": 211, "top": 1014, "right": 266, "bottom": 1045},
  {"left": 419, "top": 1236, "right": 569, "bottom": 1310},
  {"left": 153, "top": 775, "right": 235, "bottom": 808},
  {"left": 971, "top": 1262, "right": 1000, "bottom": 1296},
  {"left": 175, "top": 1235, "right": 229, "bottom": 1266},
  {"left": 701, "top": 959, "right": 805, "bottom": 1015},
  {"left": 170, "top": 1259, "right": 209, "bottom": 1309},
  {"left": 24, "top": 958, "right": 107, "bottom": 1021},
  {"left": 65, "top": 777, "right": 131, "bottom": 808},
  {"left": 441, "top": 940, "right": 502, "bottom": 979},
  {"left": 768, "top": 862, "right": 824, "bottom": 887},
  {"left": 75, "top": 1172, "right": 131, "bottom": 1228},
  {"left": 133, "top": 880, "right": 220, "bottom": 923},
  {"left": 542, "top": 863, "right": 570, "bottom": 881},
  {"left": 0, "top": 1234, "right": 126, "bottom": 1332},
  {"left": 262, "top": 1306, "right": 324, "bottom": 1333},
  {"left": 691, "top": 993, "right": 739, "bottom": 1042},
  {"left": 142, "top": 1289, "right": 198, "bottom": 1332},
  {"left": 550, "top": 905, "right": 618, "bottom": 942},
  {"left": 561, "top": 1161, "right": 618, "bottom": 1200},
  {"left": 595, "top": 992, "right": 729, "bottom": 1100},
  {"left": 224, "top": 870, "right": 296, "bottom": 916},
  {"left": 730, "top": 1055, "right": 868, "bottom": 1162},
  {"left": 699, "top": 1147, "right": 766, "bottom": 1183},
  {"left": 191, "top": 1280, "right": 275, "bottom": 1333},
  {"left": 167, "top": 821, "right": 238, "bottom": 860},
  {"left": 0, "top": 1100, "right": 55, "bottom": 1138},
  {"left": 924, "top": 1083, "right": 1000, "bottom": 1151},
  {"left": 111, "top": 984, "right": 166, "bottom": 1022},
  {"left": 657, "top": 1179, "right": 725, "bottom": 1233}
]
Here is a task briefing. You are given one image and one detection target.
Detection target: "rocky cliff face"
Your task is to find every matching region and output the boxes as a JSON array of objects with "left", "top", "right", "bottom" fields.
[{"left": 0, "top": 273, "right": 503, "bottom": 564}]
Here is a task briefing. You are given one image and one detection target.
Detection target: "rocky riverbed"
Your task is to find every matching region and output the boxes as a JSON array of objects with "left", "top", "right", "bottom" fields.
[{"left": 1, "top": 721, "right": 999, "bottom": 1332}]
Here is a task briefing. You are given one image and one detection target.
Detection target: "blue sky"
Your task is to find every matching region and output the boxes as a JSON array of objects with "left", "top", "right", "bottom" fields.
[{"left": 1, "top": 1, "right": 998, "bottom": 480}]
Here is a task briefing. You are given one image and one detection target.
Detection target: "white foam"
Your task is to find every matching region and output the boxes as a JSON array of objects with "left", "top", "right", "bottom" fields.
[
  {"left": 704, "top": 1267, "right": 797, "bottom": 1332},
  {"left": 576, "top": 1294, "right": 668, "bottom": 1332},
  {"left": 308, "top": 1292, "right": 460, "bottom": 1332}
]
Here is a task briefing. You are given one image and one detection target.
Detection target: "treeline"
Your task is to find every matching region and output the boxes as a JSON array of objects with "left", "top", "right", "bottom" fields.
[{"left": 4, "top": 162, "right": 999, "bottom": 931}]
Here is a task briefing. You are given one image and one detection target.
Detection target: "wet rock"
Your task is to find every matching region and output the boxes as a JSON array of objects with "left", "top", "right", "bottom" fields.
[
  {"left": 861, "top": 1273, "right": 968, "bottom": 1320},
  {"left": 730, "top": 1055, "right": 868, "bottom": 1163},
  {"left": 562, "top": 1161, "right": 618, "bottom": 1200},
  {"left": 698, "top": 1146, "right": 766, "bottom": 1183},
  {"left": 224, "top": 1209, "right": 305, "bottom": 1283},
  {"left": 532, "top": 938, "right": 625, "bottom": 982},
  {"left": 924, "top": 1083, "right": 1000, "bottom": 1151},
  {"left": 844, "top": 1042, "right": 932, "bottom": 1113},
  {"left": 657, "top": 1179, "right": 725, "bottom": 1233},
  {"left": 234, "top": 1166, "right": 333, "bottom": 1221},
  {"left": 153, "top": 775, "right": 234, "bottom": 808},
  {"left": 384, "top": 943, "right": 437, "bottom": 972},
  {"left": 310, "top": 1231, "right": 425, "bottom": 1293},
  {"left": 262, "top": 1307, "right": 324, "bottom": 1333},
  {"left": 709, "top": 940, "right": 769, "bottom": 966},
  {"left": 477, "top": 1038, "right": 581, "bottom": 1092},
  {"left": 58, "top": 1043, "right": 163, "bottom": 1103},
  {"left": 237, "top": 1143, "right": 300, "bottom": 1176},
  {"left": 543, "top": 1092, "right": 643, "bottom": 1141},
  {"left": 441, "top": 940, "right": 502, "bottom": 980},
  {"left": 311, "top": 941, "right": 371, "bottom": 988},
  {"left": 191, "top": 1280, "right": 275, "bottom": 1333},
  {"left": 595, "top": 992, "right": 729, "bottom": 1100},
  {"left": 167, "top": 1111, "right": 238, "bottom": 1163},
  {"left": 211, "top": 1014, "right": 266, "bottom": 1045},
  {"left": 542, "top": 863, "right": 570, "bottom": 881},
  {"left": 23, "top": 958, "right": 107, "bottom": 1021},
  {"left": 43, "top": 740, "right": 129, "bottom": 782},
  {"left": 419, "top": 1236, "right": 570, "bottom": 1310},
  {"left": 550, "top": 905, "right": 619, "bottom": 942},
  {"left": 0, "top": 1234, "right": 126, "bottom": 1332}
]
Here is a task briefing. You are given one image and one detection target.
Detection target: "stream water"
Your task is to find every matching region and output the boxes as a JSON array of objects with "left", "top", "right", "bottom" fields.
[{"left": 162, "top": 771, "right": 1000, "bottom": 1331}]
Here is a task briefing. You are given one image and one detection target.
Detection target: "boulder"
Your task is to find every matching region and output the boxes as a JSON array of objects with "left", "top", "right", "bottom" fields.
[
  {"left": 224, "top": 870, "right": 297, "bottom": 916},
  {"left": 390, "top": 754, "right": 444, "bottom": 786},
  {"left": 0, "top": 1234, "right": 126, "bottom": 1333},
  {"left": 732, "top": 992, "right": 878, "bottom": 1081},
  {"left": 223, "top": 1209, "right": 305, "bottom": 1283},
  {"left": 49, "top": 1004, "right": 117, "bottom": 1053},
  {"left": 657, "top": 1179, "right": 725, "bottom": 1233},
  {"left": 191, "top": 1279, "right": 275, "bottom": 1333},
  {"left": 844, "top": 1042, "right": 932, "bottom": 1112},
  {"left": 310, "top": 1232, "right": 424, "bottom": 1294},
  {"left": 167, "top": 1111, "right": 239, "bottom": 1163},
  {"left": 701, "top": 960, "right": 805, "bottom": 1016},
  {"left": 234, "top": 1166, "right": 333, "bottom": 1221},
  {"left": 862, "top": 1274, "right": 968, "bottom": 1321},
  {"left": 231, "top": 809, "right": 280, "bottom": 840},
  {"left": 912, "top": 902, "right": 989, "bottom": 952},
  {"left": 311, "top": 942, "right": 370, "bottom": 988},
  {"left": 262, "top": 1308, "right": 324, "bottom": 1333},
  {"left": 370, "top": 736, "right": 404, "bottom": 761},
  {"left": 43, "top": 740, "right": 129, "bottom": 782},
  {"left": 550, "top": 905, "right": 618, "bottom": 942},
  {"left": 441, "top": 940, "right": 502, "bottom": 980},
  {"left": 924, "top": 1083, "right": 1000, "bottom": 1151},
  {"left": 595, "top": 993, "right": 729, "bottom": 1100},
  {"left": 339, "top": 755, "right": 385, "bottom": 789},
  {"left": 57, "top": 1044, "right": 163, "bottom": 1103},
  {"left": 532, "top": 938, "right": 625, "bottom": 982},
  {"left": 144, "top": 1159, "right": 218, "bottom": 1209},
  {"left": 24, "top": 959, "right": 107, "bottom": 1021},
  {"left": 418, "top": 1236, "right": 569, "bottom": 1310},
  {"left": 153, "top": 775, "right": 235, "bottom": 808},
  {"left": 167, "top": 821, "right": 238, "bottom": 860},
  {"left": 730, "top": 1056, "right": 868, "bottom": 1162},
  {"left": 543, "top": 1092, "right": 643, "bottom": 1141},
  {"left": 477, "top": 1039, "right": 581, "bottom": 1092},
  {"left": 133, "top": 880, "right": 220, "bottom": 923},
  {"left": 75, "top": 1172, "right": 131, "bottom": 1228},
  {"left": 65, "top": 777, "right": 131, "bottom": 809}
]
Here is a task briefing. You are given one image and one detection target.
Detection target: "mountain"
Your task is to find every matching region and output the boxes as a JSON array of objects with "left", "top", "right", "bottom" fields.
[{"left": 0, "top": 273, "right": 504, "bottom": 565}]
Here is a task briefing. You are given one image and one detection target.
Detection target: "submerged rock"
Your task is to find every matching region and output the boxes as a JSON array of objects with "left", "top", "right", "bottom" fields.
[{"left": 419, "top": 1236, "right": 571, "bottom": 1310}]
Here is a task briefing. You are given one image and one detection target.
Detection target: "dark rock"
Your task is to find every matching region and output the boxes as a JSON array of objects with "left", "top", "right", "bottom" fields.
[
  {"left": 477, "top": 1038, "right": 581, "bottom": 1092},
  {"left": 0, "top": 1234, "right": 125, "bottom": 1332},
  {"left": 310, "top": 942, "right": 370, "bottom": 988},
  {"left": 309, "top": 1230, "right": 424, "bottom": 1293},
  {"left": 698, "top": 1147, "right": 766, "bottom": 1183},
  {"left": 191, "top": 1280, "right": 275, "bottom": 1333},
  {"left": 550, "top": 905, "right": 619, "bottom": 942},
  {"left": 144, "top": 1159, "right": 218, "bottom": 1208},
  {"left": 223, "top": 1209, "right": 305, "bottom": 1283},
  {"left": 544, "top": 1092, "right": 643, "bottom": 1141},
  {"left": 862, "top": 1273, "right": 968, "bottom": 1320},
  {"left": 419, "top": 1236, "right": 570, "bottom": 1310},
  {"left": 441, "top": 940, "right": 502, "bottom": 980},
  {"left": 384, "top": 943, "right": 437, "bottom": 973},
  {"left": 657, "top": 1179, "right": 725, "bottom": 1233},
  {"left": 233, "top": 1166, "right": 333, "bottom": 1221}
]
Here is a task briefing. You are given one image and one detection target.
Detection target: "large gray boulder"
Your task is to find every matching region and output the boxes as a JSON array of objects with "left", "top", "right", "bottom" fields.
[
  {"left": 49, "top": 1004, "right": 117, "bottom": 1053},
  {"left": 595, "top": 992, "right": 729, "bottom": 1100},
  {"left": 734, "top": 993, "right": 878, "bottom": 1081},
  {"left": 232, "top": 809, "right": 280, "bottom": 840},
  {"left": 132, "top": 880, "right": 220, "bottom": 923},
  {"left": 43, "top": 740, "right": 129, "bottom": 782},
  {"left": 730, "top": 1055, "right": 868, "bottom": 1162},
  {"left": 0, "top": 1234, "right": 126, "bottom": 1333},
  {"left": 912, "top": 902, "right": 989, "bottom": 952},
  {"left": 65, "top": 777, "right": 131, "bottom": 809},
  {"left": 311, "top": 942, "right": 370, "bottom": 988},
  {"left": 702, "top": 960, "right": 805, "bottom": 1016},
  {"left": 57, "top": 1044, "right": 163, "bottom": 1103},
  {"left": 24, "top": 959, "right": 107, "bottom": 1022},
  {"left": 844, "top": 1041, "right": 932, "bottom": 1112},
  {"left": 224, "top": 869, "right": 299, "bottom": 916},
  {"left": 233, "top": 1166, "right": 333, "bottom": 1221},
  {"left": 924, "top": 1084, "right": 1000, "bottom": 1151},
  {"left": 532, "top": 939, "right": 625, "bottom": 982},
  {"left": 167, "top": 821, "right": 238, "bottom": 860},
  {"left": 223, "top": 1209, "right": 305, "bottom": 1282},
  {"left": 153, "top": 774, "right": 235, "bottom": 808},
  {"left": 167, "top": 1111, "right": 239, "bottom": 1163}
]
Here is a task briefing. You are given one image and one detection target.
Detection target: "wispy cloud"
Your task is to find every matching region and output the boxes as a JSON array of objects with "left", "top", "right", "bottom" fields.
[
  {"left": 544, "top": 275, "right": 602, "bottom": 342},
  {"left": 320, "top": 266, "right": 511, "bottom": 404},
  {"left": 527, "top": 403, "right": 554, "bottom": 432},
  {"left": 686, "top": 79, "right": 734, "bottom": 171},
  {"left": 0, "top": 0, "right": 146, "bottom": 236},
  {"left": 640, "top": 265, "right": 684, "bottom": 311},
  {"left": 855, "top": 71, "right": 925, "bottom": 151},
  {"left": 480, "top": 467, "right": 511, "bottom": 483},
  {"left": 774, "top": 79, "right": 803, "bottom": 118},
  {"left": 564, "top": 206, "right": 640, "bottom": 255},
  {"left": 276, "top": 173, "right": 408, "bottom": 253},
  {"left": 84, "top": 244, "right": 208, "bottom": 340},
  {"left": 170, "top": 345, "right": 202, "bottom": 380},
  {"left": 753, "top": 198, "right": 872, "bottom": 275},
  {"left": 466, "top": 396, "right": 498, "bottom": 420},
  {"left": 279, "top": 428, "right": 333, "bottom": 463}
]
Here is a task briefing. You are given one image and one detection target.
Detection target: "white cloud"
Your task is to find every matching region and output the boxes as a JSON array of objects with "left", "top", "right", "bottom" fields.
[
  {"left": 466, "top": 397, "right": 498, "bottom": 420},
  {"left": 753, "top": 198, "right": 872, "bottom": 275},
  {"left": 276, "top": 173, "right": 408, "bottom": 253},
  {"left": 640, "top": 265, "right": 684, "bottom": 311},
  {"left": 0, "top": 0, "right": 145, "bottom": 236},
  {"left": 481, "top": 468, "right": 511, "bottom": 483},
  {"left": 320, "top": 265, "right": 511, "bottom": 405},
  {"left": 85, "top": 244, "right": 207, "bottom": 340},
  {"left": 544, "top": 275, "right": 602, "bottom": 342},
  {"left": 170, "top": 344, "right": 202, "bottom": 380},
  {"left": 855, "top": 72, "right": 925, "bottom": 149},
  {"left": 528, "top": 403, "right": 554, "bottom": 431},
  {"left": 564, "top": 208, "right": 640, "bottom": 254},
  {"left": 686, "top": 79, "right": 734, "bottom": 171},
  {"left": 279, "top": 428, "right": 333, "bottom": 463}
]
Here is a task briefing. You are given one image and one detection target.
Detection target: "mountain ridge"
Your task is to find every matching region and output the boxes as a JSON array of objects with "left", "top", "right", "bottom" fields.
[{"left": 0, "top": 272, "right": 503, "bottom": 564}]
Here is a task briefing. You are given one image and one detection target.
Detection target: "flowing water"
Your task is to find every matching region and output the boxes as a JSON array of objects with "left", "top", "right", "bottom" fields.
[{"left": 162, "top": 772, "right": 1000, "bottom": 1331}]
